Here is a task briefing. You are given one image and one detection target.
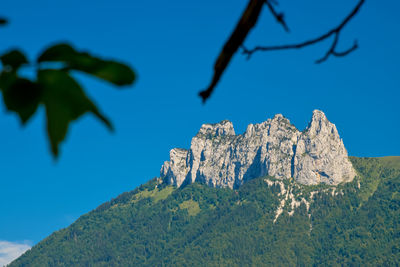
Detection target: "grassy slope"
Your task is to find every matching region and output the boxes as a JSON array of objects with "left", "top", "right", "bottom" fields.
[
  {"left": 378, "top": 156, "right": 400, "bottom": 169},
  {"left": 10, "top": 157, "right": 400, "bottom": 267}
]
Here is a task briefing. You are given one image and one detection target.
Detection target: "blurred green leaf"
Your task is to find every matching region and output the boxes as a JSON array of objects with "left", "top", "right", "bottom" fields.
[
  {"left": 0, "top": 18, "right": 7, "bottom": 26},
  {"left": 1, "top": 50, "right": 28, "bottom": 70},
  {"left": 1, "top": 74, "right": 41, "bottom": 124},
  {"left": 38, "top": 43, "right": 136, "bottom": 86},
  {"left": 0, "top": 70, "right": 17, "bottom": 89},
  {"left": 38, "top": 69, "right": 113, "bottom": 157}
]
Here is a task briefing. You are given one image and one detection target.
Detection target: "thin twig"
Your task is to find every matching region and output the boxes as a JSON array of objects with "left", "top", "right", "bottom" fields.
[
  {"left": 315, "top": 34, "right": 358, "bottom": 64},
  {"left": 315, "top": 33, "right": 339, "bottom": 64},
  {"left": 242, "top": 0, "right": 365, "bottom": 62},
  {"left": 332, "top": 40, "right": 358, "bottom": 57},
  {"left": 265, "top": 0, "right": 289, "bottom": 32}
]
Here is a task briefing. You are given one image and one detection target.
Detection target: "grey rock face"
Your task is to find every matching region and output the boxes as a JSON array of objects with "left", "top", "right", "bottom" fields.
[
  {"left": 293, "top": 110, "right": 356, "bottom": 185},
  {"left": 161, "top": 110, "right": 356, "bottom": 188}
]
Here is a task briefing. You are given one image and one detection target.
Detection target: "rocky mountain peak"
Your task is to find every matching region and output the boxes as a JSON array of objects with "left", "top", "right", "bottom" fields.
[
  {"left": 161, "top": 110, "right": 356, "bottom": 188},
  {"left": 197, "top": 120, "right": 235, "bottom": 137},
  {"left": 311, "top": 109, "right": 327, "bottom": 120},
  {"left": 272, "top": 113, "right": 285, "bottom": 121},
  {"left": 306, "top": 109, "right": 338, "bottom": 136}
]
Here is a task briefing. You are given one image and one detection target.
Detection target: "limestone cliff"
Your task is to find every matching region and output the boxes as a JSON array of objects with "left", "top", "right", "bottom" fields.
[{"left": 161, "top": 110, "right": 356, "bottom": 188}]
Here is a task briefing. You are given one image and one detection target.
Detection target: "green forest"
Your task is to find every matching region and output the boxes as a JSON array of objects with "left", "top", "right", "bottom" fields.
[{"left": 10, "top": 156, "right": 400, "bottom": 266}]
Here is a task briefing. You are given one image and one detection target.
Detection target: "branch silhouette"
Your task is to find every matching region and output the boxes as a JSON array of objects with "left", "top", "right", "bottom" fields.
[
  {"left": 242, "top": 0, "right": 365, "bottom": 61},
  {"left": 199, "top": 0, "right": 265, "bottom": 103},
  {"left": 265, "top": 0, "right": 289, "bottom": 32},
  {"left": 200, "top": 0, "right": 365, "bottom": 103}
]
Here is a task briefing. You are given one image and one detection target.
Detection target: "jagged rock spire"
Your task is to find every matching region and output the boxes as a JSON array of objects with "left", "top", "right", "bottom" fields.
[
  {"left": 161, "top": 110, "right": 356, "bottom": 188},
  {"left": 294, "top": 110, "right": 355, "bottom": 184}
]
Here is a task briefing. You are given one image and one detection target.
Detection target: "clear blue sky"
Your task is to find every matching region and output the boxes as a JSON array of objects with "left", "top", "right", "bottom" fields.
[{"left": 0, "top": 0, "right": 399, "bottom": 247}]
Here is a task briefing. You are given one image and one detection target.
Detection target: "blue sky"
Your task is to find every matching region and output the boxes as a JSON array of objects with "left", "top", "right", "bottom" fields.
[{"left": 0, "top": 0, "right": 399, "bottom": 254}]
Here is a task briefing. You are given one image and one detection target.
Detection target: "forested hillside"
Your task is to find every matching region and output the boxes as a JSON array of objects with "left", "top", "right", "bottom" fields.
[{"left": 10, "top": 157, "right": 400, "bottom": 266}]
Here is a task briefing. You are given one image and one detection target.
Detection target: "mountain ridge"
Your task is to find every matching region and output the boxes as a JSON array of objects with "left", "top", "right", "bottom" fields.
[
  {"left": 9, "top": 112, "right": 400, "bottom": 266},
  {"left": 161, "top": 110, "right": 356, "bottom": 188}
]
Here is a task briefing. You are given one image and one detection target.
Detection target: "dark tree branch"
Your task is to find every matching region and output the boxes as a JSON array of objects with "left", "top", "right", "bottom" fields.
[
  {"left": 199, "top": 0, "right": 365, "bottom": 103},
  {"left": 199, "top": 0, "right": 265, "bottom": 103},
  {"left": 315, "top": 34, "right": 358, "bottom": 64},
  {"left": 332, "top": 40, "right": 358, "bottom": 57},
  {"left": 242, "top": 0, "right": 365, "bottom": 61},
  {"left": 314, "top": 33, "right": 340, "bottom": 64},
  {"left": 265, "top": 0, "right": 289, "bottom": 32}
]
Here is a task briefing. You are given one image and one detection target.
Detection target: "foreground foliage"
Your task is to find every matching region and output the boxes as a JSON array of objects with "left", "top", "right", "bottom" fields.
[
  {"left": 0, "top": 43, "right": 135, "bottom": 157},
  {"left": 11, "top": 157, "right": 400, "bottom": 266}
]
